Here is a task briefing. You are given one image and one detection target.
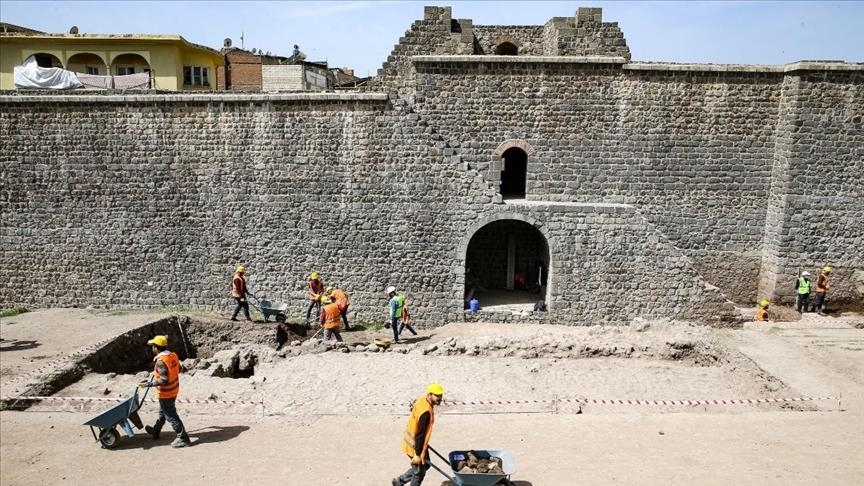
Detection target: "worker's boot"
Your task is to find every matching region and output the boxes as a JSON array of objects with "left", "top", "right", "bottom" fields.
[
  {"left": 171, "top": 437, "right": 191, "bottom": 448},
  {"left": 144, "top": 425, "right": 160, "bottom": 440}
]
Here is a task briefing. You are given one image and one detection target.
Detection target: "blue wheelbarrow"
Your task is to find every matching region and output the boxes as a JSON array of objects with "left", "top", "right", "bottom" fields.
[
  {"left": 428, "top": 446, "right": 517, "bottom": 486},
  {"left": 83, "top": 386, "right": 149, "bottom": 449},
  {"left": 249, "top": 295, "right": 288, "bottom": 323}
]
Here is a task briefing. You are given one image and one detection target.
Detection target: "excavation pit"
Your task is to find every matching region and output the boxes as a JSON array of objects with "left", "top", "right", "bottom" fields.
[{"left": 81, "top": 316, "right": 309, "bottom": 379}]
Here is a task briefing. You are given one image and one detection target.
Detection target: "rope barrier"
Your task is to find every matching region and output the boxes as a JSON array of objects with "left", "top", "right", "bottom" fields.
[
  {"left": 0, "top": 396, "right": 264, "bottom": 406},
  {"left": 2, "top": 395, "right": 836, "bottom": 408}
]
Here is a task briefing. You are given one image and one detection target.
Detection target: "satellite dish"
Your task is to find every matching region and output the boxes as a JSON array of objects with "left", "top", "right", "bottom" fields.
[
  {"left": 69, "top": 26, "right": 79, "bottom": 34},
  {"left": 224, "top": 38, "right": 232, "bottom": 48}
]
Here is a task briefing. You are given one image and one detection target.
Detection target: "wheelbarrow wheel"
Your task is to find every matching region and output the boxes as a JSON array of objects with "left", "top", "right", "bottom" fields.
[
  {"left": 99, "top": 427, "right": 121, "bottom": 449},
  {"left": 276, "top": 314, "right": 286, "bottom": 323}
]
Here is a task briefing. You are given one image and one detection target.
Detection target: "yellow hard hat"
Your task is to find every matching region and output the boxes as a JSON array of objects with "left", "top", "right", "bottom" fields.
[
  {"left": 823, "top": 266, "right": 832, "bottom": 273},
  {"left": 426, "top": 383, "right": 444, "bottom": 396},
  {"left": 147, "top": 335, "right": 168, "bottom": 347},
  {"left": 236, "top": 265, "right": 246, "bottom": 274},
  {"left": 759, "top": 300, "right": 769, "bottom": 307},
  {"left": 310, "top": 272, "right": 319, "bottom": 279},
  {"left": 325, "top": 286, "right": 334, "bottom": 293},
  {"left": 321, "top": 296, "right": 332, "bottom": 304}
]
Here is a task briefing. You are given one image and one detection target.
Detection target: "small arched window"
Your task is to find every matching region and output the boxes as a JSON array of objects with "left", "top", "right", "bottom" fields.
[
  {"left": 495, "top": 42, "right": 519, "bottom": 56},
  {"left": 500, "top": 147, "right": 527, "bottom": 199}
]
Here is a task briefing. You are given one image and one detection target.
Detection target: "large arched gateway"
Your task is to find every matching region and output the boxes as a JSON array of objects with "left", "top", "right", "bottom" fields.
[{"left": 463, "top": 218, "right": 550, "bottom": 312}]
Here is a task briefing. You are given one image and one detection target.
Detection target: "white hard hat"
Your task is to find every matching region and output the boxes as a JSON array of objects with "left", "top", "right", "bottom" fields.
[
  {"left": 386, "top": 286, "right": 396, "bottom": 294},
  {"left": 801, "top": 271, "right": 811, "bottom": 276}
]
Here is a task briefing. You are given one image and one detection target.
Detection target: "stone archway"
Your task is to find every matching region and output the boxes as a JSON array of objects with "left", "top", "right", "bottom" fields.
[
  {"left": 454, "top": 213, "right": 552, "bottom": 313},
  {"left": 494, "top": 35, "right": 521, "bottom": 55}
]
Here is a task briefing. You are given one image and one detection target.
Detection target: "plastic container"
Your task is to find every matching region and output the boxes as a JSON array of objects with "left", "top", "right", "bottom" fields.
[{"left": 469, "top": 298, "right": 480, "bottom": 312}]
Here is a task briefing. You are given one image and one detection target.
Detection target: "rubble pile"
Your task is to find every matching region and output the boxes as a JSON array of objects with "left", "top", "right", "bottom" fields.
[{"left": 455, "top": 451, "right": 504, "bottom": 474}]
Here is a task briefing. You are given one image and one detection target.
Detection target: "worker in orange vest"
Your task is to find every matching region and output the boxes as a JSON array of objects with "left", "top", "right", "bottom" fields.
[
  {"left": 231, "top": 265, "right": 253, "bottom": 321},
  {"left": 319, "top": 296, "right": 344, "bottom": 342},
  {"left": 138, "top": 335, "right": 191, "bottom": 448},
  {"left": 306, "top": 271, "right": 325, "bottom": 328},
  {"left": 814, "top": 266, "right": 832, "bottom": 314},
  {"left": 755, "top": 300, "right": 770, "bottom": 322},
  {"left": 391, "top": 383, "right": 444, "bottom": 486},
  {"left": 326, "top": 286, "right": 351, "bottom": 331}
]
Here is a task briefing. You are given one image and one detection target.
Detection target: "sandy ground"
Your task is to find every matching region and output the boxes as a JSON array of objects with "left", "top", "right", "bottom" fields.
[{"left": 2, "top": 308, "right": 863, "bottom": 485}]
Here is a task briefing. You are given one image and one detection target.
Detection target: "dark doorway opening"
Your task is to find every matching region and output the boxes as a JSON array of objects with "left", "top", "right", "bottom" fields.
[
  {"left": 34, "top": 53, "right": 62, "bottom": 68},
  {"left": 465, "top": 219, "right": 549, "bottom": 312},
  {"left": 500, "top": 147, "right": 527, "bottom": 199},
  {"left": 495, "top": 42, "right": 519, "bottom": 55}
]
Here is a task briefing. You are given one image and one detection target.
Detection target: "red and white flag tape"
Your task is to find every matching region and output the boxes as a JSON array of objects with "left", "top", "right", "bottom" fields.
[
  {"left": 0, "top": 396, "right": 264, "bottom": 406},
  {"left": 1, "top": 395, "right": 837, "bottom": 408},
  {"left": 440, "top": 396, "right": 837, "bottom": 406}
]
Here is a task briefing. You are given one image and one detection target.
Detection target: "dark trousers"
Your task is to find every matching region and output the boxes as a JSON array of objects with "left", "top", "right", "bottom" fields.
[
  {"left": 324, "top": 328, "right": 343, "bottom": 342},
  {"left": 391, "top": 317, "right": 401, "bottom": 342},
  {"left": 306, "top": 299, "right": 321, "bottom": 326},
  {"left": 341, "top": 305, "right": 350, "bottom": 330},
  {"left": 398, "top": 322, "right": 418, "bottom": 337},
  {"left": 814, "top": 292, "right": 827, "bottom": 312},
  {"left": 395, "top": 463, "right": 430, "bottom": 486},
  {"left": 232, "top": 298, "right": 250, "bottom": 320},
  {"left": 153, "top": 397, "right": 189, "bottom": 441},
  {"left": 796, "top": 293, "right": 810, "bottom": 313}
]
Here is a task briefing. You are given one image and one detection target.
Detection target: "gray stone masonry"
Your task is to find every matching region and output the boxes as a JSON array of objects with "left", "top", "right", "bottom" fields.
[{"left": 1, "top": 6, "right": 862, "bottom": 325}]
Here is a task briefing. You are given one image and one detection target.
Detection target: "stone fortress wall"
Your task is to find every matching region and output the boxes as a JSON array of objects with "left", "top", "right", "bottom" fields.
[{"left": 1, "top": 6, "right": 861, "bottom": 326}]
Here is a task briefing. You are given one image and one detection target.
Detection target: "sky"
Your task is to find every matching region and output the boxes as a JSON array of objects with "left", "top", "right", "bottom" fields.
[{"left": 1, "top": 1, "right": 862, "bottom": 77}]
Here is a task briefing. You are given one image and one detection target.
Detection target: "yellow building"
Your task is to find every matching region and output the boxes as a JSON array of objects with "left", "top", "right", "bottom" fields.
[{"left": 0, "top": 23, "right": 224, "bottom": 90}]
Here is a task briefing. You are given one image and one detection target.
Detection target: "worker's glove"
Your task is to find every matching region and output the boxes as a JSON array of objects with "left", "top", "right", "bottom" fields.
[{"left": 410, "top": 455, "right": 422, "bottom": 465}]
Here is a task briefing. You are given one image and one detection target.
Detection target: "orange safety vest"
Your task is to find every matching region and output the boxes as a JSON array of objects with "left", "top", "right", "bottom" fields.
[
  {"left": 153, "top": 351, "right": 181, "bottom": 399},
  {"left": 331, "top": 289, "right": 349, "bottom": 310},
  {"left": 401, "top": 396, "right": 435, "bottom": 463},
  {"left": 322, "top": 302, "right": 342, "bottom": 329},
  {"left": 816, "top": 274, "right": 830, "bottom": 293},
  {"left": 755, "top": 307, "right": 769, "bottom": 322}
]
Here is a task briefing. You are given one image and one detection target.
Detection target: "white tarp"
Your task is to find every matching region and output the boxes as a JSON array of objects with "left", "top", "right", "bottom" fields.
[{"left": 14, "top": 55, "right": 83, "bottom": 89}]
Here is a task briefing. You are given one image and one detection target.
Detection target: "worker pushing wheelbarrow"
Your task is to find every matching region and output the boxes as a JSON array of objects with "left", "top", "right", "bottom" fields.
[
  {"left": 83, "top": 385, "right": 149, "bottom": 449},
  {"left": 392, "top": 384, "right": 518, "bottom": 486}
]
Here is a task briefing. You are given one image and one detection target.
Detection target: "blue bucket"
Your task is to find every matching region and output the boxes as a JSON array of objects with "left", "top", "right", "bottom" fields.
[{"left": 469, "top": 298, "right": 480, "bottom": 312}]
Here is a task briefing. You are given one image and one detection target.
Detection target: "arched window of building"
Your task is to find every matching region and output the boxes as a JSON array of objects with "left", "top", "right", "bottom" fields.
[
  {"left": 495, "top": 42, "right": 519, "bottom": 55},
  {"left": 500, "top": 147, "right": 527, "bottom": 199},
  {"left": 33, "top": 53, "right": 63, "bottom": 68}
]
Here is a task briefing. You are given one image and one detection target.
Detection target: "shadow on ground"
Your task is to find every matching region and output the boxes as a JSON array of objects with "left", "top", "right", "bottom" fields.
[
  {"left": 111, "top": 425, "right": 250, "bottom": 450},
  {"left": 0, "top": 338, "right": 41, "bottom": 352},
  {"left": 398, "top": 335, "right": 431, "bottom": 345},
  {"left": 189, "top": 425, "right": 250, "bottom": 445},
  {"left": 441, "top": 481, "right": 532, "bottom": 486}
]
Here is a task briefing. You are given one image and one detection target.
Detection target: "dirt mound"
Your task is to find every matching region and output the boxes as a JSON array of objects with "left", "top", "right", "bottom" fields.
[{"left": 420, "top": 320, "right": 730, "bottom": 366}]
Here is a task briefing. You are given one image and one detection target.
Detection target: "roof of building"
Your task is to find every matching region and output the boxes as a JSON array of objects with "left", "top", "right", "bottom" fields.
[
  {"left": 0, "top": 22, "right": 45, "bottom": 34},
  {"left": 0, "top": 24, "right": 223, "bottom": 59}
]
